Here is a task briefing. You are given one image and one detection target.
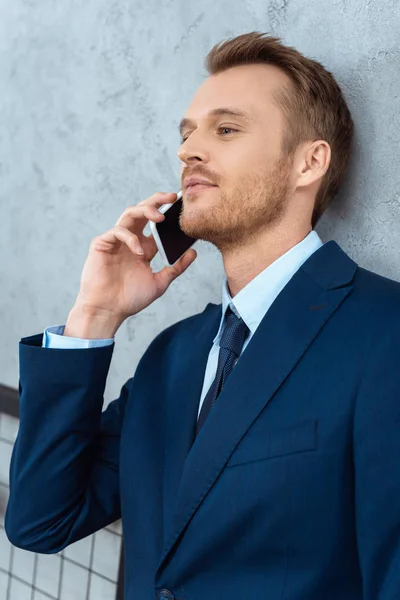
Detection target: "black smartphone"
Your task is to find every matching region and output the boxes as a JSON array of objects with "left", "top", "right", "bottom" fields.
[{"left": 149, "top": 190, "right": 198, "bottom": 266}]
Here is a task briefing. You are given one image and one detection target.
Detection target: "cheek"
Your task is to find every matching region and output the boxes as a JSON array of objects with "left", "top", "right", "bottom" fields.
[
  {"left": 230, "top": 144, "right": 273, "bottom": 177},
  {"left": 215, "top": 139, "right": 275, "bottom": 189}
]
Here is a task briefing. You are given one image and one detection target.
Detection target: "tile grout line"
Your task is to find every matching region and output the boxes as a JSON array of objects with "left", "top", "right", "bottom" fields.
[
  {"left": 0, "top": 435, "right": 15, "bottom": 446},
  {"left": 58, "top": 551, "right": 65, "bottom": 600},
  {"left": 31, "top": 553, "right": 57, "bottom": 600},
  {"left": 63, "top": 547, "right": 122, "bottom": 583},
  {"left": 6, "top": 543, "right": 14, "bottom": 600},
  {"left": 86, "top": 533, "right": 95, "bottom": 600},
  {"left": 1, "top": 567, "right": 57, "bottom": 599},
  {"left": 31, "top": 552, "right": 38, "bottom": 600}
]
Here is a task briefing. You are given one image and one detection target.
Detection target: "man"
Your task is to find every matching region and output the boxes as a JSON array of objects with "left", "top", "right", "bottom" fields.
[{"left": 6, "top": 32, "right": 400, "bottom": 599}]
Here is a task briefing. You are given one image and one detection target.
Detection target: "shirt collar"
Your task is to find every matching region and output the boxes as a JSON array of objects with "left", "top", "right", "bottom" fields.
[{"left": 213, "top": 230, "right": 324, "bottom": 345}]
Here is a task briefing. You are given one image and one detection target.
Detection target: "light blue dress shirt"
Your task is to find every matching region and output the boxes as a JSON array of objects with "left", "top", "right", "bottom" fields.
[{"left": 43, "top": 231, "right": 323, "bottom": 416}]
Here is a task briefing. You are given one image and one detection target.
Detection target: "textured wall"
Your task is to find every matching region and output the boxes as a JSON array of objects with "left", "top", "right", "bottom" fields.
[{"left": 1, "top": 1, "right": 400, "bottom": 403}]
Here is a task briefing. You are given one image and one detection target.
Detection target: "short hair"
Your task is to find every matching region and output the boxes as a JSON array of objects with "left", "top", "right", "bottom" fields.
[{"left": 205, "top": 32, "right": 354, "bottom": 227}]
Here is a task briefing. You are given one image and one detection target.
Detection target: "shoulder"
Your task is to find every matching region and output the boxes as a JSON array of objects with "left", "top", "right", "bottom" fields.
[
  {"left": 352, "top": 266, "right": 400, "bottom": 317},
  {"left": 334, "top": 264, "right": 400, "bottom": 349}
]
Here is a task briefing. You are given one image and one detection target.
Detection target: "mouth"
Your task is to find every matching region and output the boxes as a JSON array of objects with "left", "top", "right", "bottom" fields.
[{"left": 185, "top": 183, "right": 217, "bottom": 194}]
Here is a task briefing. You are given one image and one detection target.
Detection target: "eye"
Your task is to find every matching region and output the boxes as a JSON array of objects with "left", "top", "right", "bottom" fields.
[
  {"left": 217, "top": 126, "right": 238, "bottom": 136},
  {"left": 180, "top": 126, "right": 238, "bottom": 145}
]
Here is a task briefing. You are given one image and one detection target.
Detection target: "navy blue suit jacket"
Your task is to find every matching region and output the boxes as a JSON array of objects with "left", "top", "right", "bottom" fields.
[{"left": 6, "top": 240, "right": 400, "bottom": 599}]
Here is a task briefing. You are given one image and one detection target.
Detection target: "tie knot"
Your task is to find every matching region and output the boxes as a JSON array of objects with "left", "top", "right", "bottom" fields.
[{"left": 219, "top": 306, "right": 250, "bottom": 358}]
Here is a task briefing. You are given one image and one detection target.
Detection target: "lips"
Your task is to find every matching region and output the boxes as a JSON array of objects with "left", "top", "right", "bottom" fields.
[
  {"left": 186, "top": 183, "right": 215, "bottom": 189},
  {"left": 185, "top": 183, "right": 217, "bottom": 194},
  {"left": 184, "top": 176, "right": 217, "bottom": 189}
]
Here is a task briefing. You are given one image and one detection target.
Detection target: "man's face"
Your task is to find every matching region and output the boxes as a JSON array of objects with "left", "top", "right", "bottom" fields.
[{"left": 177, "top": 63, "right": 295, "bottom": 252}]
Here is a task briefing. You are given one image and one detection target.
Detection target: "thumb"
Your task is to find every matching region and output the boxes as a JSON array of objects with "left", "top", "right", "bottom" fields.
[{"left": 154, "top": 249, "right": 197, "bottom": 293}]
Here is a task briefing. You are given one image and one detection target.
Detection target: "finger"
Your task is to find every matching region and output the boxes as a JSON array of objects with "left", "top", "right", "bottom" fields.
[
  {"left": 115, "top": 204, "right": 166, "bottom": 235},
  {"left": 141, "top": 233, "right": 159, "bottom": 261},
  {"left": 154, "top": 248, "right": 197, "bottom": 295},
  {"left": 116, "top": 192, "right": 178, "bottom": 230},
  {"left": 94, "top": 226, "right": 144, "bottom": 256},
  {"left": 137, "top": 191, "right": 178, "bottom": 208}
]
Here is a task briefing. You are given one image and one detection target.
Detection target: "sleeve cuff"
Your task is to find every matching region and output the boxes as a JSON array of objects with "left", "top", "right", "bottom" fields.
[{"left": 43, "top": 325, "right": 115, "bottom": 349}]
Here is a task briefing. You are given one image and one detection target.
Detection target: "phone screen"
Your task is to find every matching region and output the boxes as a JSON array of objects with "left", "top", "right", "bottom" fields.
[{"left": 155, "top": 197, "right": 198, "bottom": 265}]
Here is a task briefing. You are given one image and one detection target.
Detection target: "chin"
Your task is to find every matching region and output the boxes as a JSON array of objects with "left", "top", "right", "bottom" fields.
[
  {"left": 180, "top": 188, "right": 226, "bottom": 241},
  {"left": 181, "top": 218, "right": 230, "bottom": 247},
  {"left": 180, "top": 210, "right": 216, "bottom": 242},
  {"left": 179, "top": 214, "right": 204, "bottom": 240}
]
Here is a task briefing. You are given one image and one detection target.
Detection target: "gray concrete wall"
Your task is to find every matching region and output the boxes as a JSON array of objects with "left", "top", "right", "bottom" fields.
[{"left": 1, "top": 1, "right": 400, "bottom": 404}]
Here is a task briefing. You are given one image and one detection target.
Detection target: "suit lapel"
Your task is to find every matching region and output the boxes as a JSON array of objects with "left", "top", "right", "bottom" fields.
[
  {"left": 161, "top": 303, "right": 221, "bottom": 542},
  {"left": 156, "top": 241, "right": 358, "bottom": 577}
]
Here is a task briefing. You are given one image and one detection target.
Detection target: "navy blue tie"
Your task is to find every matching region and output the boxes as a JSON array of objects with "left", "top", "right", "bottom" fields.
[{"left": 196, "top": 306, "right": 250, "bottom": 436}]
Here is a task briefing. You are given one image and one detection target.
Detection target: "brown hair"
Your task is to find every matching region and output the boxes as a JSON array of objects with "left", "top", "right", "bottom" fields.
[{"left": 204, "top": 32, "right": 354, "bottom": 228}]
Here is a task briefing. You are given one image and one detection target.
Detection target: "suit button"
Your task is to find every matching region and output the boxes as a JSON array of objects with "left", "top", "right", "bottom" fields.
[{"left": 157, "top": 590, "right": 175, "bottom": 600}]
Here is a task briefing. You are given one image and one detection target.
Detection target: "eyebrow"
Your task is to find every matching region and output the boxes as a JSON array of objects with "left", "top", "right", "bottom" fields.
[{"left": 178, "top": 107, "right": 254, "bottom": 137}]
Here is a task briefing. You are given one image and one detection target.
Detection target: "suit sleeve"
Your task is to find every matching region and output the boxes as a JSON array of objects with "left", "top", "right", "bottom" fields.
[
  {"left": 5, "top": 332, "right": 129, "bottom": 553},
  {"left": 353, "top": 327, "right": 400, "bottom": 599}
]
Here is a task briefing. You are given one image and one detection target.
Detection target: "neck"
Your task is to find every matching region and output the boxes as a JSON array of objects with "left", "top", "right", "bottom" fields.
[{"left": 222, "top": 220, "right": 313, "bottom": 298}]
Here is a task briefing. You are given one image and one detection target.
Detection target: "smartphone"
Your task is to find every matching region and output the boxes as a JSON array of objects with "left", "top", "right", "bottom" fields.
[{"left": 149, "top": 190, "right": 198, "bottom": 267}]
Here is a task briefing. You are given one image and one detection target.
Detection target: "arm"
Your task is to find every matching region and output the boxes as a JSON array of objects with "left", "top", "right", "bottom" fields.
[
  {"left": 5, "top": 332, "right": 130, "bottom": 554},
  {"left": 354, "top": 328, "right": 400, "bottom": 599}
]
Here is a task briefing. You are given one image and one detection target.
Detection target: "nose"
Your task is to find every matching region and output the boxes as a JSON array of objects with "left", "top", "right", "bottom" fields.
[{"left": 177, "top": 139, "right": 210, "bottom": 166}]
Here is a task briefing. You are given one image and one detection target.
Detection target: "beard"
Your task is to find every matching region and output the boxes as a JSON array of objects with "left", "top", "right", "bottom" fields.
[{"left": 179, "top": 154, "right": 293, "bottom": 254}]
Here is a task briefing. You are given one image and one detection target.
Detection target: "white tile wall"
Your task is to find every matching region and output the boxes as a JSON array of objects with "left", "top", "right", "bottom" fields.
[
  {"left": 92, "top": 529, "right": 121, "bottom": 582},
  {"left": 89, "top": 574, "right": 117, "bottom": 600},
  {"left": 33, "top": 592, "right": 52, "bottom": 600},
  {"left": 0, "top": 415, "right": 19, "bottom": 444},
  {"left": 0, "top": 440, "right": 13, "bottom": 485},
  {"left": 106, "top": 519, "right": 122, "bottom": 535},
  {"left": 62, "top": 534, "right": 93, "bottom": 568},
  {"left": 0, "top": 484, "right": 9, "bottom": 526},
  {"left": 0, "top": 527, "right": 12, "bottom": 571},
  {"left": 11, "top": 546, "right": 35, "bottom": 584},
  {"left": 35, "top": 554, "right": 61, "bottom": 598},
  {"left": 60, "top": 560, "right": 89, "bottom": 600},
  {"left": 9, "top": 577, "right": 32, "bottom": 600},
  {"left": 0, "top": 570, "right": 9, "bottom": 598}
]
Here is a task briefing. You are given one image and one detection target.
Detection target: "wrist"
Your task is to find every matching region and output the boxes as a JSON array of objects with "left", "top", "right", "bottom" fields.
[{"left": 64, "top": 302, "right": 123, "bottom": 339}]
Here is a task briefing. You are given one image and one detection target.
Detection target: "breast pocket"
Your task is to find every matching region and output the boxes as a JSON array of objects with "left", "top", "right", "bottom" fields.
[{"left": 226, "top": 419, "right": 318, "bottom": 468}]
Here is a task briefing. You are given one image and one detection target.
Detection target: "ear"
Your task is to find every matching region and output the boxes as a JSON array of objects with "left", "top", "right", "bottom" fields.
[{"left": 294, "top": 140, "right": 331, "bottom": 190}]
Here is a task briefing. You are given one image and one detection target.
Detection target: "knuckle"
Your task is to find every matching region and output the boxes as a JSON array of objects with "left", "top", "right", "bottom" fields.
[
  {"left": 170, "top": 264, "right": 180, "bottom": 276},
  {"left": 118, "top": 205, "right": 137, "bottom": 219},
  {"left": 152, "top": 192, "right": 168, "bottom": 203},
  {"left": 118, "top": 225, "right": 132, "bottom": 239},
  {"left": 112, "top": 226, "right": 124, "bottom": 239},
  {"left": 121, "top": 206, "right": 135, "bottom": 217}
]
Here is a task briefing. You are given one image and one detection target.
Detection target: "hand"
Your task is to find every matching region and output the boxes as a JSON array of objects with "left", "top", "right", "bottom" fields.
[{"left": 71, "top": 192, "right": 197, "bottom": 328}]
